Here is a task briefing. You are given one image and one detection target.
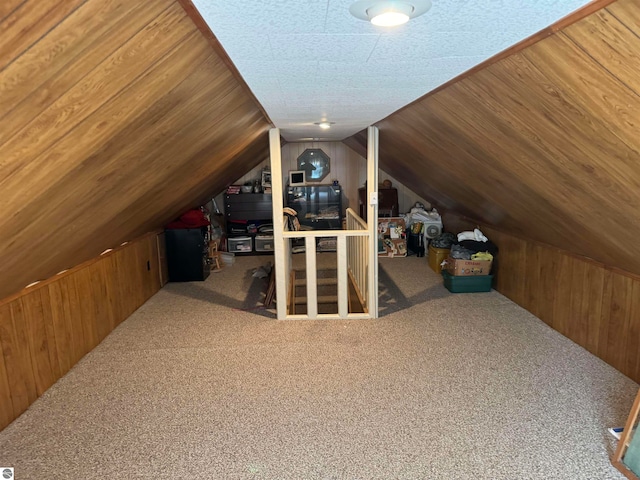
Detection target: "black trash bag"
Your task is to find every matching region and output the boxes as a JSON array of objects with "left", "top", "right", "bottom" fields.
[
  {"left": 450, "top": 244, "right": 473, "bottom": 260},
  {"left": 431, "top": 232, "right": 456, "bottom": 249},
  {"left": 457, "top": 239, "right": 499, "bottom": 256}
]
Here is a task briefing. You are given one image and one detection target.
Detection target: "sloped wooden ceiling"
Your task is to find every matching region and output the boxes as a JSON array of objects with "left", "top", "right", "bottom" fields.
[
  {"left": 352, "top": 0, "right": 640, "bottom": 275},
  {"left": 0, "top": 0, "right": 272, "bottom": 299}
]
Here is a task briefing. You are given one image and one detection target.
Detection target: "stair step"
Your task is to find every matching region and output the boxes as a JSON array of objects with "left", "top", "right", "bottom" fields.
[
  {"left": 294, "top": 278, "right": 337, "bottom": 287},
  {"left": 294, "top": 295, "right": 339, "bottom": 305}
]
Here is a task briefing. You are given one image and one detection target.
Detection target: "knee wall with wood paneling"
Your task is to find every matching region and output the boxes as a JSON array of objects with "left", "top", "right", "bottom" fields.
[
  {"left": 448, "top": 219, "right": 640, "bottom": 384},
  {"left": 0, "top": 231, "right": 165, "bottom": 432}
]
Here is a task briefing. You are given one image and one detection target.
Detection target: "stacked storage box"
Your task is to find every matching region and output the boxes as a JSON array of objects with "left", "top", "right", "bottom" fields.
[
  {"left": 228, "top": 236, "right": 253, "bottom": 253},
  {"left": 428, "top": 245, "right": 451, "bottom": 274},
  {"left": 442, "top": 257, "right": 493, "bottom": 293},
  {"left": 255, "top": 235, "right": 274, "bottom": 252}
]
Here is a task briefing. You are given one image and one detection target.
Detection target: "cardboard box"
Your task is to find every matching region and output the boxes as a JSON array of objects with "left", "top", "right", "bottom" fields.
[
  {"left": 445, "top": 257, "right": 492, "bottom": 276},
  {"left": 428, "top": 245, "right": 450, "bottom": 274},
  {"left": 377, "top": 217, "right": 407, "bottom": 257}
]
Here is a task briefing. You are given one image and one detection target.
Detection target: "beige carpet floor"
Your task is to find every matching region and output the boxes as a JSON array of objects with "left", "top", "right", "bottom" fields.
[{"left": 0, "top": 254, "right": 637, "bottom": 479}]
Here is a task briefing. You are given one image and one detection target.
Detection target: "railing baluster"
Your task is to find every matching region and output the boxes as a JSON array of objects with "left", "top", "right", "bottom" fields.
[
  {"left": 305, "top": 237, "right": 318, "bottom": 319},
  {"left": 337, "top": 236, "right": 348, "bottom": 317},
  {"left": 278, "top": 208, "right": 370, "bottom": 319}
]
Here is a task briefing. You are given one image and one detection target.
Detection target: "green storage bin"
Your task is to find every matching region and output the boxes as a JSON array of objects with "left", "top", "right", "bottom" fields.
[{"left": 442, "top": 270, "right": 493, "bottom": 293}]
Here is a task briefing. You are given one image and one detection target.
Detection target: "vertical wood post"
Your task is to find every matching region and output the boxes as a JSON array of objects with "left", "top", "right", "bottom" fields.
[
  {"left": 305, "top": 238, "right": 318, "bottom": 319},
  {"left": 337, "top": 235, "right": 348, "bottom": 317},
  {"left": 269, "top": 128, "right": 288, "bottom": 320},
  {"left": 367, "top": 126, "right": 379, "bottom": 318}
]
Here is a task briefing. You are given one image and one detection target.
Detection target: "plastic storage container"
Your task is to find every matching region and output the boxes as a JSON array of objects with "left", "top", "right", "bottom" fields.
[
  {"left": 220, "top": 252, "right": 235, "bottom": 266},
  {"left": 442, "top": 270, "right": 493, "bottom": 293},
  {"left": 228, "top": 236, "right": 253, "bottom": 253},
  {"left": 428, "top": 245, "right": 451, "bottom": 273},
  {"left": 255, "top": 235, "right": 274, "bottom": 252}
]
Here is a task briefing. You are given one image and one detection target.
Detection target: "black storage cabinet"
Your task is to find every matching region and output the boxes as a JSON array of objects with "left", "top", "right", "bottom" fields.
[
  {"left": 165, "top": 228, "right": 210, "bottom": 282},
  {"left": 286, "top": 185, "right": 342, "bottom": 230},
  {"left": 225, "top": 193, "right": 273, "bottom": 255}
]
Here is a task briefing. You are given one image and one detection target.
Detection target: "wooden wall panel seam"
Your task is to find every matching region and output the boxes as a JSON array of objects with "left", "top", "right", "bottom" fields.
[
  {"left": 478, "top": 223, "right": 640, "bottom": 383},
  {"left": 0, "top": 1, "right": 174, "bottom": 132},
  {"left": 0, "top": 304, "right": 29, "bottom": 418},
  {"left": 516, "top": 35, "right": 640, "bottom": 154},
  {"left": 472, "top": 55, "right": 640, "bottom": 228},
  {"left": 0, "top": 0, "right": 275, "bottom": 299},
  {"left": 175, "top": 0, "right": 274, "bottom": 126},
  {"left": 0, "top": 231, "right": 162, "bottom": 308},
  {"left": 522, "top": 32, "right": 634, "bottom": 165},
  {"left": 24, "top": 48, "right": 238, "bottom": 245},
  {"left": 0, "top": 3, "right": 191, "bottom": 162},
  {"left": 6, "top": 300, "right": 38, "bottom": 414},
  {"left": 0, "top": 30, "right": 205, "bottom": 211},
  {"left": 0, "top": 32, "right": 210, "bottom": 252},
  {"left": 0, "top": 0, "right": 27, "bottom": 25},
  {"left": 559, "top": 30, "right": 640, "bottom": 99},
  {"left": 38, "top": 288, "right": 61, "bottom": 381},
  {"left": 0, "top": 0, "right": 89, "bottom": 74},
  {"left": 47, "top": 282, "right": 72, "bottom": 376},
  {"left": 0, "top": 336, "right": 14, "bottom": 430},
  {"left": 374, "top": 0, "right": 617, "bottom": 124},
  {"left": 606, "top": 3, "right": 640, "bottom": 39},
  {"left": 0, "top": 232, "right": 166, "bottom": 432},
  {"left": 627, "top": 282, "right": 640, "bottom": 380},
  {"left": 21, "top": 291, "right": 56, "bottom": 397},
  {"left": 364, "top": 0, "right": 640, "bottom": 276},
  {"left": 447, "top": 213, "right": 640, "bottom": 284}
]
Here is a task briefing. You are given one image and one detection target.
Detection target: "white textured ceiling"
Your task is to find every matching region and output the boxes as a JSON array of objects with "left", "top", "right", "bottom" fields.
[{"left": 192, "top": 0, "right": 592, "bottom": 142}]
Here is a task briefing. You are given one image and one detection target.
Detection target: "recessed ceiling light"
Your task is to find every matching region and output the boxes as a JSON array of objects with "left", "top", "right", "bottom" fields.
[
  {"left": 349, "top": 0, "right": 432, "bottom": 27},
  {"left": 315, "top": 121, "right": 334, "bottom": 129}
]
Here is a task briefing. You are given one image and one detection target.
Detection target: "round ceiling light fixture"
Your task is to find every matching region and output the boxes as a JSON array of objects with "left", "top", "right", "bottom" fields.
[
  {"left": 349, "top": 0, "right": 432, "bottom": 27},
  {"left": 315, "top": 121, "right": 334, "bottom": 129}
]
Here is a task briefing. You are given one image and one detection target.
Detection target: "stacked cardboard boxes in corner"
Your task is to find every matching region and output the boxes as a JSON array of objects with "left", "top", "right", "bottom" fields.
[
  {"left": 445, "top": 258, "right": 492, "bottom": 276},
  {"left": 442, "top": 257, "right": 493, "bottom": 293}
]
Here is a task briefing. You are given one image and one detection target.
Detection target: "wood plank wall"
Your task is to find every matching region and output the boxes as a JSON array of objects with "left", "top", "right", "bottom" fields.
[
  {"left": 0, "top": 231, "right": 163, "bottom": 431},
  {"left": 486, "top": 226, "right": 640, "bottom": 385},
  {"left": 442, "top": 212, "right": 640, "bottom": 384},
  {"left": 0, "top": 0, "right": 272, "bottom": 300},
  {"left": 351, "top": 0, "right": 640, "bottom": 277},
  {"left": 283, "top": 142, "right": 367, "bottom": 212}
]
